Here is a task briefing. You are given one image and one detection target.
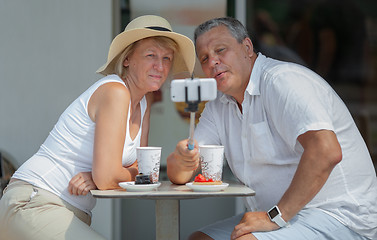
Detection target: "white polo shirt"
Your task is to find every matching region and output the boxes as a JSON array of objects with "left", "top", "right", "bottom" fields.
[{"left": 195, "top": 53, "right": 377, "bottom": 239}]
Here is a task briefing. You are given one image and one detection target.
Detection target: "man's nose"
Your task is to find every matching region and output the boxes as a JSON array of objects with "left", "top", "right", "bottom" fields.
[{"left": 209, "top": 55, "right": 220, "bottom": 67}]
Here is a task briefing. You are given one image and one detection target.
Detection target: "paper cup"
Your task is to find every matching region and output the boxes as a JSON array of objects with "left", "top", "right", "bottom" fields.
[
  {"left": 199, "top": 145, "right": 224, "bottom": 181},
  {"left": 136, "top": 147, "right": 161, "bottom": 183}
]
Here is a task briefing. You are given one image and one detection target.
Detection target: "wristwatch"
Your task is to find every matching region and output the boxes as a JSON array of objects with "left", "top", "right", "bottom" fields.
[{"left": 267, "top": 205, "right": 288, "bottom": 228}]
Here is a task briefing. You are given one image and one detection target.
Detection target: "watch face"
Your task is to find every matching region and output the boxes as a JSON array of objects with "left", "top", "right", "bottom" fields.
[{"left": 269, "top": 207, "right": 279, "bottom": 219}]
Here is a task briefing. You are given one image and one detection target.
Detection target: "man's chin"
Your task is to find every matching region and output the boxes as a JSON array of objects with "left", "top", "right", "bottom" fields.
[
  {"left": 216, "top": 80, "right": 229, "bottom": 93},
  {"left": 217, "top": 86, "right": 229, "bottom": 95}
]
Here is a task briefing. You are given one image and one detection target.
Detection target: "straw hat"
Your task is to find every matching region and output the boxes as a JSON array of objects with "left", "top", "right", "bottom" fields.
[{"left": 97, "top": 15, "right": 195, "bottom": 76}]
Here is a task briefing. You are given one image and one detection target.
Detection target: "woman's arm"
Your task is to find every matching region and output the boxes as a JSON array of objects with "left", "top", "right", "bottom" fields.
[{"left": 89, "top": 82, "right": 139, "bottom": 190}]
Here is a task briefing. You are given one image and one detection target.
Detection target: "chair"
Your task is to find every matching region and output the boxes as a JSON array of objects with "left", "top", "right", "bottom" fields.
[{"left": 0, "top": 152, "right": 16, "bottom": 198}]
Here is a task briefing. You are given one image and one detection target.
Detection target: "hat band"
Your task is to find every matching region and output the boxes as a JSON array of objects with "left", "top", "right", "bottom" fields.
[{"left": 145, "top": 26, "right": 171, "bottom": 32}]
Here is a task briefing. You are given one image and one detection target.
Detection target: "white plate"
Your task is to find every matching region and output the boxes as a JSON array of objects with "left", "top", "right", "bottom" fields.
[
  {"left": 118, "top": 181, "right": 161, "bottom": 192},
  {"left": 186, "top": 182, "right": 229, "bottom": 192}
]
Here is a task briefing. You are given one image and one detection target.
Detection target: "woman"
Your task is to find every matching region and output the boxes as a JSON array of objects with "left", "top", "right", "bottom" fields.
[{"left": 0, "top": 15, "right": 195, "bottom": 239}]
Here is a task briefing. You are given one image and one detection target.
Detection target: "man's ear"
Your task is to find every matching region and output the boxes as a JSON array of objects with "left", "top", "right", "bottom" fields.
[{"left": 243, "top": 38, "right": 254, "bottom": 57}]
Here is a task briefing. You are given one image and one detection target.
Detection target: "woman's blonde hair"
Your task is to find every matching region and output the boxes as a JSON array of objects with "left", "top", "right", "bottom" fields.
[{"left": 115, "top": 36, "right": 179, "bottom": 79}]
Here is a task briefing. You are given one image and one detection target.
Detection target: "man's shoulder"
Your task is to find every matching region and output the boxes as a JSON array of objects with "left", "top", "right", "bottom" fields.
[{"left": 259, "top": 60, "right": 314, "bottom": 90}]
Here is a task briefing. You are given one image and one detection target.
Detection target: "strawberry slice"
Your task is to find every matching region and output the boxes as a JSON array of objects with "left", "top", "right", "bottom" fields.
[{"left": 194, "top": 174, "right": 207, "bottom": 182}]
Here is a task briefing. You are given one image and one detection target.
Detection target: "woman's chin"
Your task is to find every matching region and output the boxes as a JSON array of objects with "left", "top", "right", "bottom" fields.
[{"left": 147, "top": 86, "right": 161, "bottom": 93}]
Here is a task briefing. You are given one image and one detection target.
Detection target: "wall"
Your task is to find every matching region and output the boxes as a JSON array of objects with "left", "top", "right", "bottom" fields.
[
  {"left": 0, "top": 0, "right": 111, "bottom": 167},
  {"left": 0, "top": 0, "right": 115, "bottom": 239},
  {"left": 0, "top": 1, "right": 248, "bottom": 239}
]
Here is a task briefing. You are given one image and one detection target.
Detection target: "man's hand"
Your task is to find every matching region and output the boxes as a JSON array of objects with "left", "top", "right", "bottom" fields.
[
  {"left": 68, "top": 172, "right": 97, "bottom": 196},
  {"left": 231, "top": 212, "right": 279, "bottom": 240},
  {"left": 167, "top": 139, "right": 200, "bottom": 184},
  {"left": 173, "top": 139, "right": 200, "bottom": 171}
]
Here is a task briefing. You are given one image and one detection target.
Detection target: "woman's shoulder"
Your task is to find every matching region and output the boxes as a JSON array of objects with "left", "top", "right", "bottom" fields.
[
  {"left": 91, "top": 75, "right": 130, "bottom": 108},
  {"left": 99, "top": 81, "right": 130, "bottom": 101},
  {"left": 96, "top": 74, "right": 128, "bottom": 91},
  {"left": 95, "top": 74, "right": 126, "bottom": 87}
]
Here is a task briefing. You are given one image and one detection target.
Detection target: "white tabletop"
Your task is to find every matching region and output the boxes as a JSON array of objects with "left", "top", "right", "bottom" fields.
[
  {"left": 91, "top": 181, "right": 255, "bottom": 199},
  {"left": 91, "top": 181, "right": 255, "bottom": 240}
]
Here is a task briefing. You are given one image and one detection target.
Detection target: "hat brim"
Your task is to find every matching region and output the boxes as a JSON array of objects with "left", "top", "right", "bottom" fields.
[{"left": 96, "top": 28, "right": 195, "bottom": 76}]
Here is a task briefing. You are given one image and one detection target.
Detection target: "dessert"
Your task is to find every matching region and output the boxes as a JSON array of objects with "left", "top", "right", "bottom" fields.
[
  {"left": 135, "top": 173, "right": 154, "bottom": 184},
  {"left": 193, "top": 173, "right": 222, "bottom": 185}
]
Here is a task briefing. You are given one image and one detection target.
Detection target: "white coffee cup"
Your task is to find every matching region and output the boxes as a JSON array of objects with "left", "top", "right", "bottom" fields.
[
  {"left": 136, "top": 147, "right": 161, "bottom": 183},
  {"left": 199, "top": 145, "right": 224, "bottom": 181}
]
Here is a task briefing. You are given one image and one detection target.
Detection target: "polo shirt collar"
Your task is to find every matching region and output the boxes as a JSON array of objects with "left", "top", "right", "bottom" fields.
[
  {"left": 246, "top": 52, "right": 266, "bottom": 96},
  {"left": 219, "top": 91, "right": 234, "bottom": 104}
]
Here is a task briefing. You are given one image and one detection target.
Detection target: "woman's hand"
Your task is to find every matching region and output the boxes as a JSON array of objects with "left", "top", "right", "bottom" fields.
[{"left": 68, "top": 172, "right": 97, "bottom": 196}]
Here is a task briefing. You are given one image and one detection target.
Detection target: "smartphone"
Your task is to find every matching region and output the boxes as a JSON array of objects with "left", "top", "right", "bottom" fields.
[{"left": 170, "top": 78, "right": 217, "bottom": 102}]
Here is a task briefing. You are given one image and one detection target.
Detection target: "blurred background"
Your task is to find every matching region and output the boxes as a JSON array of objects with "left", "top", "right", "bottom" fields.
[{"left": 1, "top": 0, "right": 377, "bottom": 239}]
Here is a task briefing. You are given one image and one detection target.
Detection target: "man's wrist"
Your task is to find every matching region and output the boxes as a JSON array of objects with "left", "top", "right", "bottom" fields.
[{"left": 267, "top": 205, "right": 289, "bottom": 228}]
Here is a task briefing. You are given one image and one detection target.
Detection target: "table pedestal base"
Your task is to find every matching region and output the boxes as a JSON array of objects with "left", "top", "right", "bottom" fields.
[{"left": 156, "top": 199, "right": 180, "bottom": 240}]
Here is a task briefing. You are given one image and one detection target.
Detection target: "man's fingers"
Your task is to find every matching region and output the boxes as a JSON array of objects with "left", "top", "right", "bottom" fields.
[
  {"left": 231, "top": 223, "right": 248, "bottom": 240},
  {"left": 231, "top": 223, "right": 242, "bottom": 240},
  {"left": 182, "top": 161, "right": 199, "bottom": 170}
]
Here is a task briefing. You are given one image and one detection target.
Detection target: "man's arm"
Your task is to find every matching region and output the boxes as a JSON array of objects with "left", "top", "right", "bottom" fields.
[
  {"left": 167, "top": 139, "right": 200, "bottom": 184},
  {"left": 277, "top": 129, "right": 342, "bottom": 220},
  {"left": 231, "top": 129, "right": 342, "bottom": 239}
]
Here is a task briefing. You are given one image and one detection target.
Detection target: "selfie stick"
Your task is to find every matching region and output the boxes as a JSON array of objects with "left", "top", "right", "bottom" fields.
[
  {"left": 188, "top": 112, "right": 195, "bottom": 150},
  {"left": 185, "top": 77, "right": 201, "bottom": 150}
]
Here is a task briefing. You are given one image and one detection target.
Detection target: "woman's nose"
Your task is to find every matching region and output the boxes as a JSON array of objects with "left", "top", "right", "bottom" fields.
[{"left": 154, "top": 59, "right": 164, "bottom": 71}]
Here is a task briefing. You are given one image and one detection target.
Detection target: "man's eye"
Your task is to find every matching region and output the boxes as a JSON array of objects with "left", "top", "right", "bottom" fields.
[
  {"left": 201, "top": 57, "right": 208, "bottom": 64},
  {"left": 216, "top": 48, "right": 224, "bottom": 53}
]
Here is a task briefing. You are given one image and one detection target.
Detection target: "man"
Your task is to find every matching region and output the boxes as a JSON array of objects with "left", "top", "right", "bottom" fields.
[{"left": 167, "top": 17, "right": 377, "bottom": 240}]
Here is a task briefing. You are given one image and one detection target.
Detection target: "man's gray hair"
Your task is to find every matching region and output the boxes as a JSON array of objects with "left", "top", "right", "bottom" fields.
[{"left": 194, "top": 17, "right": 250, "bottom": 45}]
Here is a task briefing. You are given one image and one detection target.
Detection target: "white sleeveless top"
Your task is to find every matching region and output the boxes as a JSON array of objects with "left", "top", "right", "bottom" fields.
[{"left": 13, "top": 74, "right": 146, "bottom": 214}]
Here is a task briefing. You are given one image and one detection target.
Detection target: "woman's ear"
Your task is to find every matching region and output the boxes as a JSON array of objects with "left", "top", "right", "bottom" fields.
[{"left": 123, "top": 57, "right": 130, "bottom": 68}]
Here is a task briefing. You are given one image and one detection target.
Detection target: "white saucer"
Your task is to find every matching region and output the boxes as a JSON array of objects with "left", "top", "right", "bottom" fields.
[
  {"left": 186, "top": 182, "right": 229, "bottom": 192},
  {"left": 118, "top": 181, "right": 161, "bottom": 192}
]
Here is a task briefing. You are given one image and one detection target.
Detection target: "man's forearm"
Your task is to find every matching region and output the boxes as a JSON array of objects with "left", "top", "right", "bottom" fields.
[
  {"left": 277, "top": 154, "right": 335, "bottom": 221},
  {"left": 277, "top": 130, "right": 342, "bottom": 222}
]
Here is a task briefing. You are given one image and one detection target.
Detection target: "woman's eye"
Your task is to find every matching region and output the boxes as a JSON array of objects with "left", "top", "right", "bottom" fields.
[{"left": 201, "top": 57, "right": 208, "bottom": 64}]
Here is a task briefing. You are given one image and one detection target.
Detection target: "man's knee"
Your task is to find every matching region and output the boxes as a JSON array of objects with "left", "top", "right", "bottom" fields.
[{"left": 188, "top": 231, "right": 213, "bottom": 240}]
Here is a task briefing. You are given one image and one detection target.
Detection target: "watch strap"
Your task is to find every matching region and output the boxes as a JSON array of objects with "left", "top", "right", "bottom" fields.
[
  {"left": 268, "top": 205, "right": 288, "bottom": 228},
  {"left": 272, "top": 213, "right": 287, "bottom": 227}
]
